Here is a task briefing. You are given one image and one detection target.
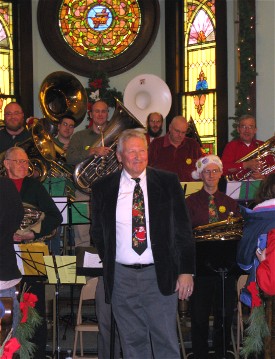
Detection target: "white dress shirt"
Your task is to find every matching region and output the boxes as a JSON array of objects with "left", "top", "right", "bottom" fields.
[{"left": 115, "top": 169, "right": 154, "bottom": 265}]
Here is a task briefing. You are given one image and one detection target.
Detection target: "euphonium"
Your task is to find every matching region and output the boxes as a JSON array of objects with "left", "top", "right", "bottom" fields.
[
  {"left": 193, "top": 213, "right": 243, "bottom": 242},
  {"left": 16, "top": 203, "right": 56, "bottom": 242},
  {"left": 227, "top": 136, "right": 275, "bottom": 181},
  {"left": 73, "top": 99, "right": 145, "bottom": 194}
]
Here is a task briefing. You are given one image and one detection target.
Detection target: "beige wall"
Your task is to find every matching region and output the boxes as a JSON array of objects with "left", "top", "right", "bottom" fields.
[
  {"left": 255, "top": 0, "right": 275, "bottom": 141},
  {"left": 32, "top": 0, "right": 275, "bottom": 139}
]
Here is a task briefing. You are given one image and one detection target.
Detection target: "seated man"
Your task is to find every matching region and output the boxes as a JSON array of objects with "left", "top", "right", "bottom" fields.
[
  {"left": 4, "top": 147, "right": 63, "bottom": 243},
  {"left": 186, "top": 155, "right": 241, "bottom": 359},
  {"left": 4, "top": 146, "right": 62, "bottom": 358},
  {"left": 221, "top": 115, "right": 264, "bottom": 180},
  {"left": 148, "top": 116, "right": 203, "bottom": 181}
]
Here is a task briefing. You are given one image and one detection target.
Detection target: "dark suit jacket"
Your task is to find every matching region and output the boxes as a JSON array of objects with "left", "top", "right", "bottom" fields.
[{"left": 91, "top": 166, "right": 195, "bottom": 303}]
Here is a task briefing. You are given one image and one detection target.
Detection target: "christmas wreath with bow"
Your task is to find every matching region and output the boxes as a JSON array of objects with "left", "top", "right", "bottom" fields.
[{"left": 85, "top": 71, "right": 123, "bottom": 128}]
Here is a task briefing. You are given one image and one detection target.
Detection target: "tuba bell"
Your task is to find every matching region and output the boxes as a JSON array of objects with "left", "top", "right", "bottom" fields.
[
  {"left": 73, "top": 99, "right": 145, "bottom": 193},
  {"left": 227, "top": 136, "right": 275, "bottom": 181},
  {"left": 39, "top": 71, "right": 88, "bottom": 129}
]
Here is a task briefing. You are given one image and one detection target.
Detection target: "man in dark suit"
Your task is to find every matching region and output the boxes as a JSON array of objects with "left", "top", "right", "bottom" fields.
[{"left": 91, "top": 128, "right": 195, "bottom": 359}]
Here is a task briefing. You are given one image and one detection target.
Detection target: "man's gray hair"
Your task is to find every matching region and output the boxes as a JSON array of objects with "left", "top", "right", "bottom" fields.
[
  {"left": 5, "top": 146, "right": 27, "bottom": 159},
  {"left": 116, "top": 128, "right": 147, "bottom": 154}
]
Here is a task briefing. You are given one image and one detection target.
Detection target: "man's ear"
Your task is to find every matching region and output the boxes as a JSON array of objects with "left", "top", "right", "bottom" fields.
[
  {"left": 3, "top": 159, "right": 9, "bottom": 170},
  {"left": 116, "top": 152, "right": 122, "bottom": 163}
]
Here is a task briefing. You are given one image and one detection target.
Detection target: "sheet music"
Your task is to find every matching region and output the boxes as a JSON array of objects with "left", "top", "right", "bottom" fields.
[
  {"left": 83, "top": 251, "right": 103, "bottom": 268},
  {"left": 44, "top": 256, "right": 86, "bottom": 284},
  {"left": 14, "top": 244, "right": 24, "bottom": 274},
  {"left": 15, "top": 243, "right": 49, "bottom": 275}
]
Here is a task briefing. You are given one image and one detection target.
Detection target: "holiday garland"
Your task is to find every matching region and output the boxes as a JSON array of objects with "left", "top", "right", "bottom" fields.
[
  {"left": 231, "top": 0, "right": 257, "bottom": 139},
  {"left": 85, "top": 71, "right": 123, "bottom": 127},
  {"left": 240, "top": 281, "right": 269, "bottom": 357}
]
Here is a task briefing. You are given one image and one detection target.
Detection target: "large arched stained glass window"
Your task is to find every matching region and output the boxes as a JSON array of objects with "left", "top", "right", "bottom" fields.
[
  {"left": 59, "top": 0, "right": 141, "bottom": 60},
  {"left": 0, "top": 1, "right": 14, "bottom": 121},
  {"left": 182, "top": 0, "right": 217, "bottom": 154}
]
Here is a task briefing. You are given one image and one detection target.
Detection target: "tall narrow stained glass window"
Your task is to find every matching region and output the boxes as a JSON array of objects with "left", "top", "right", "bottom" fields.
[
  {"left": 0, "top": 1, "right": 14, "bottom": 121},
  {"left": 183, "top": 0, "right": 217, "bottom": 154}
]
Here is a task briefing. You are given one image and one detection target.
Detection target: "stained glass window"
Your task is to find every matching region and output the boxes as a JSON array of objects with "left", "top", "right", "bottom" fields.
[
  {"left": 59, "top": 0, "right": 141, "bottom": 61},
  {"left": 182, "top": 0, "right": 217, "bottom": 154},
  {"left": 0, "top": 1, "right": 14, "bottom": 120}
]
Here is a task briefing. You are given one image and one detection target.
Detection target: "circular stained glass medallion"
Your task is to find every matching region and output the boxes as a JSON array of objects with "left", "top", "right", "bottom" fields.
[
  {"left": 59, "top": 1, "right": 141, "bottom": 61},
  {"left": 37, "top": 0, "right": 159, "bottom": 76}
]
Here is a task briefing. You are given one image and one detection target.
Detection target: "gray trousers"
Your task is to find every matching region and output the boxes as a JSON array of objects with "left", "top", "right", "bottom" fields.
[
  {"left": 112, "top": 263, "right": 180, "bottom": 359},
  {"left": 96, "top": 276, "right": 121, "bottom": 359}
]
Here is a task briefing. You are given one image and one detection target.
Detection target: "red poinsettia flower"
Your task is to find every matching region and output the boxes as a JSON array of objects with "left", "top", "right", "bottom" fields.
[{"left": 90, "top": 79, "right": 103, "bottom": 89}]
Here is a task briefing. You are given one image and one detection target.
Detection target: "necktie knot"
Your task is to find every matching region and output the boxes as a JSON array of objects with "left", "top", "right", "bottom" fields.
[{"left": 132, "top": 177, "right": 141, "bottom": 184}]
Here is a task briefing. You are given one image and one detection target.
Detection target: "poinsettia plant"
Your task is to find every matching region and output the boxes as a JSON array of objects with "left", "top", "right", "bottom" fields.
[{"left": 86, "top": 71, "right": 123, "bottom": 127}]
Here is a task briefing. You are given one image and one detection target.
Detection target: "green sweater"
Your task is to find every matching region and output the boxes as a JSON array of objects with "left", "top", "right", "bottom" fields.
[{"left": 66, "top": 128, "right": 99, "bottom": 165}]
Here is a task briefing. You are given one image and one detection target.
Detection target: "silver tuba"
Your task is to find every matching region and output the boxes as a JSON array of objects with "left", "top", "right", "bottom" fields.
[{"left": 74, "top": 99, "right": 145, "bottom": 193}]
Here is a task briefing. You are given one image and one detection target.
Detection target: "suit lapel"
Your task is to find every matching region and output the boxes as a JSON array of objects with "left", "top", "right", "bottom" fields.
[
  {"left": 104, "top": 171, "right": 121, "bottom": 219},
  {"left": 147, "top": 168, "right": 162, "bottom": 241}
]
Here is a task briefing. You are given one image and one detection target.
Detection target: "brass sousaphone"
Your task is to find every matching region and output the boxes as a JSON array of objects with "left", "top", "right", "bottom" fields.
[
  {"left": 39, "top": 71, "right": 88, "bottom": 130},
  {"left": 74, "top": 99, "right": 145, "bottom": 193}
]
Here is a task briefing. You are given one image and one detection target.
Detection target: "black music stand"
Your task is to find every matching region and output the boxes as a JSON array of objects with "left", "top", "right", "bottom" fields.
[
  {"left": 53, "top": 196, "right": 90, "bottom": 254},
  {"left": 195, "top": 239, "right": 240, "bottom": 358},
  {"left": 14, "top": 244, "right": 54, "bottom": 358},
  {"left": 43, "top": 255, "right": 86, "bottom": 359},
  {"left": 53, "top": 197, "right": 91, "bottom": 340}
]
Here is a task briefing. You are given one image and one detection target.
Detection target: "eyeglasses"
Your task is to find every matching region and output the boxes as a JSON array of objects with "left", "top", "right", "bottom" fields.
[
  {"left": 61, "top": 122, "right": 75, "bottom": 128},
  {"left": 4, "top": 111, "right": 23, "bottom": 117},
  {"left": 202, "top": 169, "right": 221, "bottom": 175},
  {"left": 239, "top": 125, "right": 255, "bottom": 130},
  {"left": 6, "top": 159, "right": 29, "bottom": 165}
]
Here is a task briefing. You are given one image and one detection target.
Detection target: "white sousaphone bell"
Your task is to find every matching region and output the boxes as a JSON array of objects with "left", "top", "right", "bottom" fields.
[{"left": 123, "top": 74, "right": 172, "bottom": 126}]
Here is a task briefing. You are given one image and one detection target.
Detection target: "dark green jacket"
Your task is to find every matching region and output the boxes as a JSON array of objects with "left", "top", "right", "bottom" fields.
[{"left": 20, "top": 177, "right": 63, "bottom": 240}]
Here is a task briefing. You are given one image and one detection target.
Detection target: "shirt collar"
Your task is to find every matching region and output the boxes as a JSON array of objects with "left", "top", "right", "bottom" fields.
[{"left": 122, "top": 168, "right": 147, "bottom": 184}]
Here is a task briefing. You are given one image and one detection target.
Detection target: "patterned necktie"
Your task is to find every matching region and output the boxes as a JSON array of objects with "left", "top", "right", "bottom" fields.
[
  {"left": 132, "top": 178, "right": 147, "bottom": 255},
  {"left": 209, "top": 194, "right": 219, "bottom": 223}
]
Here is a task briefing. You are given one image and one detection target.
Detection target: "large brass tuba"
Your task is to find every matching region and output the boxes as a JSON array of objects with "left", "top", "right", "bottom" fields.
[
  {"left": 227, "top": 136, "right": 275, "bottom": 181},
  {"left": 74, "top": 99, "right": 145, "bottom": 193},
  {"left": 27, "top": 71, "right": 88, "bottom": 184},
  {"left": 193, "top": 213, "right": 243, "bottom": 242},
  {"left": 39, "top": 71, "right": 88, "bottom": 129}
]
